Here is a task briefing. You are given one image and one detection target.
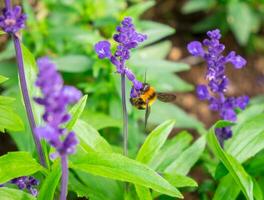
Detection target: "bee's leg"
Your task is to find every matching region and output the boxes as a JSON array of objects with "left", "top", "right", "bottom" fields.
[{"left": 145, "top": 101, "right": 151, "bottom": 129}]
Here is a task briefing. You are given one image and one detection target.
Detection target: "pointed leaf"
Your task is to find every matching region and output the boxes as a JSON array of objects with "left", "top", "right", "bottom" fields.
[
  {"left": 70, "top": 152, "right": 183, "bottom": 198},
  {"left": 0, "top": 187, "right": 36, "bottom": 200}
]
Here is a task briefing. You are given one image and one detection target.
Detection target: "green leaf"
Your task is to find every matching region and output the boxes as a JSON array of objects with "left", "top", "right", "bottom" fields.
[
  {"left": 73, "top": 119, "right": 112, "bottom": 153},
  {"left": 0, "top": 75, "right": 8, "bottom": 84},
  {"left": 136, "top": 120, "right": 175, "bottom": 164},
  {"left": 182, "top": 0, "right": 215, "bottom": 14},
  {"left": 226, "top": 113, "right": 264, "bottom": 163},
  {"left": 123, "top": 1, "right": 155, "bottom": 18},
  {"left": 128, "top": 59, "right": 190, "bottom": 74},
  {"left": 0, "top": 152, "right": 44, "bottom": 184},
  {"left": 70, "top": 152, "right": 183, "bottom": 198},
  {"left": 66, "top": 95, "right": 88, "bottom": 130},
  {"left": 135, "top": 185, "right": 152, "bottom": 200},
  {"left": 139, "top": 21, "right": 175, "bottom": 47},
  {"left": 207, "top": 121, "right": 254, "bottom": 200},
  {"left": 0, "top": 105, "right": 24, "bottom": 132},
  {"left": 213, "top": 175, "right": 240, "bottom": 200},
  {"left": 133, "top": 41, "right": 171, "bottom": 60},
  {"left": 150, "top": 131, "right": 193, "bottom": 171},
  {"left": 253, "top": 178, "right": 263, "bottom": 200},
  {"left": 228, "top": 2, "right": 255, "bottom": 45},
  {"left": 165, "top": 136, "right": 206, "bottom": 175},
  {"left": 0, "top": 187, "right": 36, "bottom": 200},
  {"left": 148, "top": 101, "right": 204, "bottom": 131},
  {"left": 82, "top": 110, "right": 122, "bottom": 130},
  {"left": 53, "top": 55, "right": 92, "bottom": 73},
  {"left": 163, "top": 173, "right": 198, "bottom": 188},
  {"left": 68, "top": 170, "right": 122, "bottom": 200},
  {"left": 37, "top": 162, "right": 61, "bottom": 200}
]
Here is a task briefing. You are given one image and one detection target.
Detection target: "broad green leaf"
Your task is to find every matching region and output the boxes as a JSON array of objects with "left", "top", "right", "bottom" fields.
[
  {"left": 82, "top": 110, "right": 122, "bottom": 130},
  {"left": 148, "top": 101, "right": 204, "bottom": 131},
  {"left": 213, "top": 175, "right": 240, "bottom": 200},
  {"left": 228, "top": 2, "right": 255, "bottom": 45},
  {"left": 66, "top": 95, "right": 88, "bottom": 130},
  {"left": 0, "top": 187, "right": 36, "bottom": 200},
  {"left": 68, "top": 170, "right": 122, "bottom": 200},
  {"left": 136, "top": 120, "right": 175, "bottom": 164},
  {"left": 133, "top": 41, "right": 171, "bottom": 60},
  {"left": 150, "top": 131, "right": 193, "bottom": 170},
  {"left": 135, "top": 185, "right": 152, "bottom": 200},
  {"left": 37, "top": 163, "right": 61, "bottom": 200},
  {"left": 0, "top": 105, "right": 24, "bottom": 132},
  {"left": 73, "top": 119, "right": 112, "bottom": 153},
  {"left": 0, "top": 42, "right": 15, "bottom": 62},
  {"left": 54, "top": 55, "right": 92, "bottom": 73},
  {"left": 139, "top": 21, "right": 175, "bottom": 47},
  {"left": 165, "top": 136, "right": 206, "bottom": 175},
  {"left": 0, "top": 75, "right": 8, "bottom": 84},
  {"left": 128, "top": 59, "right": 190, "bottom": 74},
  {"left": 207, "top": 121, "right": 254, "bottom": 200},
  {"left": 0, "top": 152, "right": 44, "bottom": 184},
  {"left": 123, "top": 1, "right": 155, "bottom": 18},
  {"left": 70, "top": 152, "right": 183, "bottom": 198},
  {"left": 226, "top": 114, "right": 264, "bottom": 163},
  {"left": 182, "top": 0, "right": 215, "bottom": 14},
  {"left": 163, "top": 173, "right": 197, "bottom": 188}
]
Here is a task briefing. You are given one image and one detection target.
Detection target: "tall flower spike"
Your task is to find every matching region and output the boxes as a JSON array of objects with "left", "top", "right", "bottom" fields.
[
  {"left": 0, "top": 5, "right": 26, "bottom": 34},
  {"left": 188, "top": 29, "right": 249, "bottom": 145},
  {"left": 94, "top": 17, "right": 147, "bottom": 96},
  {"left": 2, "top": 1, "right": 46, "bottom": 167},
  {"left": 94, "top": 17, "right": 147, "bottom": 157},
  {"left": 35, "top": 57, "right": 82, "bottom": 200}
]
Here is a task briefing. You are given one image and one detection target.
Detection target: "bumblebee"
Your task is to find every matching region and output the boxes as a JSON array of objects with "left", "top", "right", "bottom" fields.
[{"left": 130, "top": 83, "right": 176, "bottom": 128}]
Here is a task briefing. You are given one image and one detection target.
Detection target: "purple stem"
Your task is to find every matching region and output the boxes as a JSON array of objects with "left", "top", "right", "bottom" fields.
[
  {"left": 13, "top": 36, "right": 46, "bottom": 167},
  {"left": 4, "top": 0, "right": 46, "bottom": 167},
  {"left": 60, "top": 155, "right": 68, "bottom": 200},
  {"left": 121, "top": 73, "right": 128, "bottom": 156}
]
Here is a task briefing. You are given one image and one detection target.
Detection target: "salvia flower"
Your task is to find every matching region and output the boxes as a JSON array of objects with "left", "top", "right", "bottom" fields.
[
  {"left": 94, "top": 17, "right": 147, "bottom": 97},
  {"left": 188, "top": 29, "right": 249, "bottom": 144},
  {"left": 34, "top": 57, "right": 81, "bottom": 158},
  {"left": 0, "top": 6, "right": 26, "bottom": 34},
  {"left": 10, "top": 176, "right": 39, "bottom": 196}
]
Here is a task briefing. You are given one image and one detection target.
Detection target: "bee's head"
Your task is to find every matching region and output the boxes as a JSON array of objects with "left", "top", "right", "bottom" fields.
[{"left": 141, "top": 83, "right": 150, "bottom": 92}]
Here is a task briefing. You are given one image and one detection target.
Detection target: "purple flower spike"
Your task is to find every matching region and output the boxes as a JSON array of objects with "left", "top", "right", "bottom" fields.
[
  {"left": 94, "top": 17, "right": 147, "bottom": 98},
  {"left": 10, "top": 176, "right": 39, "bottom": 196},
  {"left": 188, "top": 29, "right": 249, "bottom": 144},
  {"left": 0, "top": 6, "right": 26, "bottom": 34},
  {"left": 34, "top": 57, "right": 81, "bottom": 157}
]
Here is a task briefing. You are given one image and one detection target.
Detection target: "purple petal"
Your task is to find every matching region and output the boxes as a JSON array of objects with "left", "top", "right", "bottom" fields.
[
  {"left": 196, "top": 85, "right": 209, "bottom": 100},
  {"left": 94, "top": 41, "right": 112, "bottom": 59},
  {"left": 187, "top": 41, "right": 204, "bottom": 57}
]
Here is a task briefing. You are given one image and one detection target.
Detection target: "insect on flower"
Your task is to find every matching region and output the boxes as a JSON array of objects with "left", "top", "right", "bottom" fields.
[{"left": 130, "top": 73, "right": 176, "bottom": 128}]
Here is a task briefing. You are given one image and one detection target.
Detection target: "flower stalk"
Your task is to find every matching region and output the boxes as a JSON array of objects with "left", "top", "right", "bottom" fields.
[
  {"left": 2, "top": 0, "right": 46, "bottom": 167},
  {"left": 60, "top": 155, "right": 68, "bottom": 200},
  {"left": 121, "top": 74, "right": 128, "bottom": 156}
]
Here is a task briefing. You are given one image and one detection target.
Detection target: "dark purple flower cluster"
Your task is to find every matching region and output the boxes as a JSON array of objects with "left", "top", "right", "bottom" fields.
[
  {"left": 34, "top": 57, "right": 82, "bottom": 158},
  {"left": 187, "top": 29, "right": 249, "bottom": 144},
  {"left": 10, "top": 176, "right": 39, "bottom": 196},
  {"left": 0, "top": 6, "right": 26, "bottom": 34},
  {"left": 94, "top": 17, "right": 147, "bottom": 98}
]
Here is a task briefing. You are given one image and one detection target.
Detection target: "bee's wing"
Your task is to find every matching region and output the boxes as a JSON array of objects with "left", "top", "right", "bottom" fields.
[
  {"left": 145, "top": 102, "right": 151, "bottom": 129},
  {"left": 157, "top": 92, "right": 176, "bottom": 102}
]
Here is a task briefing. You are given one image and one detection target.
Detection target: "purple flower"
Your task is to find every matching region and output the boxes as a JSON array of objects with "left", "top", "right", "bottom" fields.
[
  {"left": 0, "top": 6, "right": 26, "bottom": 34},
  {"left": 188, "top": 29, "right": 249, "bottom": 143},
  {"left": 10, "top": 176, "right": 39, "bottom": 196},
  {"left": 94, "top": 17, "right": 147, "bottom": 98},
  {"left": 34, "top": 57, "right": 81, "bottom": 157}
]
